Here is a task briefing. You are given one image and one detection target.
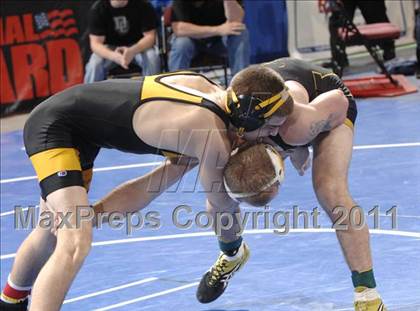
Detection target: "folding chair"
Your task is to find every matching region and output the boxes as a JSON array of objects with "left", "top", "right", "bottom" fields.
[
  {"left": 319, "top": 0, "right": 417, "bottom": 97},
  {"left": 337, "top": 14, "right": 400, "bottom": 84}
]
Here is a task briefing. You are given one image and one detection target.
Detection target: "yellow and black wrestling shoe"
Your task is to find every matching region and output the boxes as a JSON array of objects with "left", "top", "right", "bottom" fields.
[
  {"left": 196, "top": 242, "right": 250, "bottom": 303},
  {"left": 354, "top": 298, "right": 387, "bottom": 311},
  {"left": 354, "top": 287, "right": 387, "bottom": 311}
]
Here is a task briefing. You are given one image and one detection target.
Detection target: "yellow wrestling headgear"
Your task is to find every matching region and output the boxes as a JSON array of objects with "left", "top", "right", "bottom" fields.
[{"left": 226, "top": 87, "right": 291, "bottom": 133}]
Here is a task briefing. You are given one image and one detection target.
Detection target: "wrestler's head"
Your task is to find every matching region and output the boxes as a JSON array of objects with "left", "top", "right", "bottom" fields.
[
  {"left": 227, "top": 65, "right": 294, "bottom": 141},
  {"left": 223, "top": 143, "right": 285, "bottom": 207}
]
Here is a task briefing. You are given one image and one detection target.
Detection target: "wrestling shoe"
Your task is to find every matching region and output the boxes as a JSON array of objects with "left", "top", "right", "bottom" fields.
[
  {"left": 0, "top": 298, "right": 28, "bottom": 311},
  {"left": 354, "top": 287, "right": 387, "bottom": 311},
  {"left": 354, "top": 298, "right": 387, "bottom": 311},
  {"left": 196, "top": 242, "right": 250, "bottom": 303}
]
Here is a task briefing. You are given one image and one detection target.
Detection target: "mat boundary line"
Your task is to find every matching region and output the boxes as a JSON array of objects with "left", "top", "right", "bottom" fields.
[
  {"left": 2, "top": 228, "right": 419, "bottom": 260},
  {"left": 1, "top": 142, "right": 420, "bottom": 184}
]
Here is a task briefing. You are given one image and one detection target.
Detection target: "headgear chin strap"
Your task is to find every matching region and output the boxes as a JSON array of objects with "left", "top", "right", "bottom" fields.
[
  {"left": 224, "top": 144, "right": 285, "bottom": 201},
  {"left": 226, "top": 88, "right": 290, "bottom": 133}
]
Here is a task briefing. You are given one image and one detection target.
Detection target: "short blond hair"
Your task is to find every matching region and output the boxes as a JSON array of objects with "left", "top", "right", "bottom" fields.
[{"left": 224, "top": 144, "right": 281, "bottom": 206}]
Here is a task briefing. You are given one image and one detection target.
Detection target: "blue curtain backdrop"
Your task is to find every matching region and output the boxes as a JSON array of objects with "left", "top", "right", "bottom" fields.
[{"left": 244, "top": 0, "right": 289, "bottom": 63}]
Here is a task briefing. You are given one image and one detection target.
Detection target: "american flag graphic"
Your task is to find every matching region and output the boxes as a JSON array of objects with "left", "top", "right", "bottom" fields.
[{"left": 34, "top": 9, "right": 78, "bottom": 39}]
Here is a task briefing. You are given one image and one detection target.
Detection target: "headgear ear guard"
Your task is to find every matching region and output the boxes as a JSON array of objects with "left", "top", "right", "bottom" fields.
[
  {"left": 226, "top": 87, "right": 291, "bottom": 133},
  {"left": 224, "top": 144, "right": 285, "bottom": 201}
]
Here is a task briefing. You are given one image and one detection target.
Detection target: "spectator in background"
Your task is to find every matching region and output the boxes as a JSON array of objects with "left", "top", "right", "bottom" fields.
[
  {"left": 84, "top": 0, "right": 160, "bottom": 83},
  {"left": 168, "top": 0, "right": 250, "bottom": 76},
  {"left": 325, "top": 0, "right": 396, "bottom": 72}
]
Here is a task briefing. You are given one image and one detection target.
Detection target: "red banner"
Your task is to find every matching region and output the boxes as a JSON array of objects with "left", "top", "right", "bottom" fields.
[{"left": 1, "top": 1, "right": 93, "bottom": 116}]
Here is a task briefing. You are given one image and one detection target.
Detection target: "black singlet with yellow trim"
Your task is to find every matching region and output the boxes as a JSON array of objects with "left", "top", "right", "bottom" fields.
[
  {"left": 263, "top": 58, "right": 357, "bottom": 150},
  {"left": 24, "top": 71, "right": 229, "bottom": 199}
]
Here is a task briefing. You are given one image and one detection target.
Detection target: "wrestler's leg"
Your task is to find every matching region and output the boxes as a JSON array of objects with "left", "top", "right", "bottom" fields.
[
  {"left": 30, "top": 186, "right": 92, "bottom": 311},
  {"left": 1, "top": 199, "right": 56, "bottom": 306},
  {"left": 312, "top": 124, "right": 385, "bottom": 308},
  {"left": 312, "top": 124, "right": 372, "bottom": 271}
]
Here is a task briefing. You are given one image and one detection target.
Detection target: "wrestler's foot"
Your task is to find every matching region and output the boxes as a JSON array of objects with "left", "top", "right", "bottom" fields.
[
  {"left": 0, "top": 298, "right": 28, "bottom": 311},
  {"left": 196, "top": 241, "right": 250, "bottom": 303},
  {"left": 354, "top": 287, "right": 387, "bottom": 311}
]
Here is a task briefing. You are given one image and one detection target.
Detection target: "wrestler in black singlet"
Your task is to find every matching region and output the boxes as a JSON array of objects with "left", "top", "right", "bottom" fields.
[
  {"left": 24, "top": 72, "right": 229, "bottom": 199},
  {"left": 263, "top": 58, "right": 357, "bottom": 150}
]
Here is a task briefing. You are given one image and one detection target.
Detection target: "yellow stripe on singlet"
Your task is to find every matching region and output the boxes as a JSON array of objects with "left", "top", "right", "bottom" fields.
[
  {"left": 161, "top": 151, "right": 181, "bottom": 158},
  {"left": 344, "top": 118, "right": 354, "bottom": 130},
  {"left": 29, "top": 148, "right": 81, "bottom": 182},
  {"left": 141, "top": 71, "right": 204, "bottom": 104}
]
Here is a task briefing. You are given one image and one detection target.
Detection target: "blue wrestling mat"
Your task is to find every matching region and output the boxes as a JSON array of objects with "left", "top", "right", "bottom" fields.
[{"left": 1, "top": 88, "right": 419, "bottom": 310}]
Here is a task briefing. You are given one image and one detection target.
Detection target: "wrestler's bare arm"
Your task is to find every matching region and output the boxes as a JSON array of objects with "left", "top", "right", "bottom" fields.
[
  {"left": 92, "top": 158, "right": 198, "bottom": 222},
  {"left": 92, "top": 74, "right": 224, "bottom": 222},
  {"left": 279, "top": 90, "right": 349, "bottom": 145},
  {"left": 197, "top": 129, "right": 238, "bottom": 218}
]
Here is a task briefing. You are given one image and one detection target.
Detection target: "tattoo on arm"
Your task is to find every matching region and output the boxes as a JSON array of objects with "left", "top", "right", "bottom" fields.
[{"left": 308, "top": 113, "right": 334, "bottom": 140}]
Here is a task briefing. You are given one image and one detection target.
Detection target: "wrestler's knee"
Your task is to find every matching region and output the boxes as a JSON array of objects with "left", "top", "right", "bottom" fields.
[
  {"left": 313, "top": 176, "right": 350, "bottom": 211},
  {"left": 55, "top": 228, "right": 92, "bottom": 266},
  {"left": 314, "top": 180, "right": 368, "bottom": 231}
]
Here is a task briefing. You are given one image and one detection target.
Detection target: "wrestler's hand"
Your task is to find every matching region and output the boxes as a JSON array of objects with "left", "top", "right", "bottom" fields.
[
  {"left": 257, "top": 136, "right": 291, "bottom": 159},
  {"left": 290, "top": 147, "right": 311, "bottom": 176}
]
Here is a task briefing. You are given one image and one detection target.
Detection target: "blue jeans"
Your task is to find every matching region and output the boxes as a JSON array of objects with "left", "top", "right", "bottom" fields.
[
  {"left": 84, "top": 47, "right": 161, "bottom": 83},
  {"left": 168, "top": 29, "right": 250, "bottom": 76}
]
